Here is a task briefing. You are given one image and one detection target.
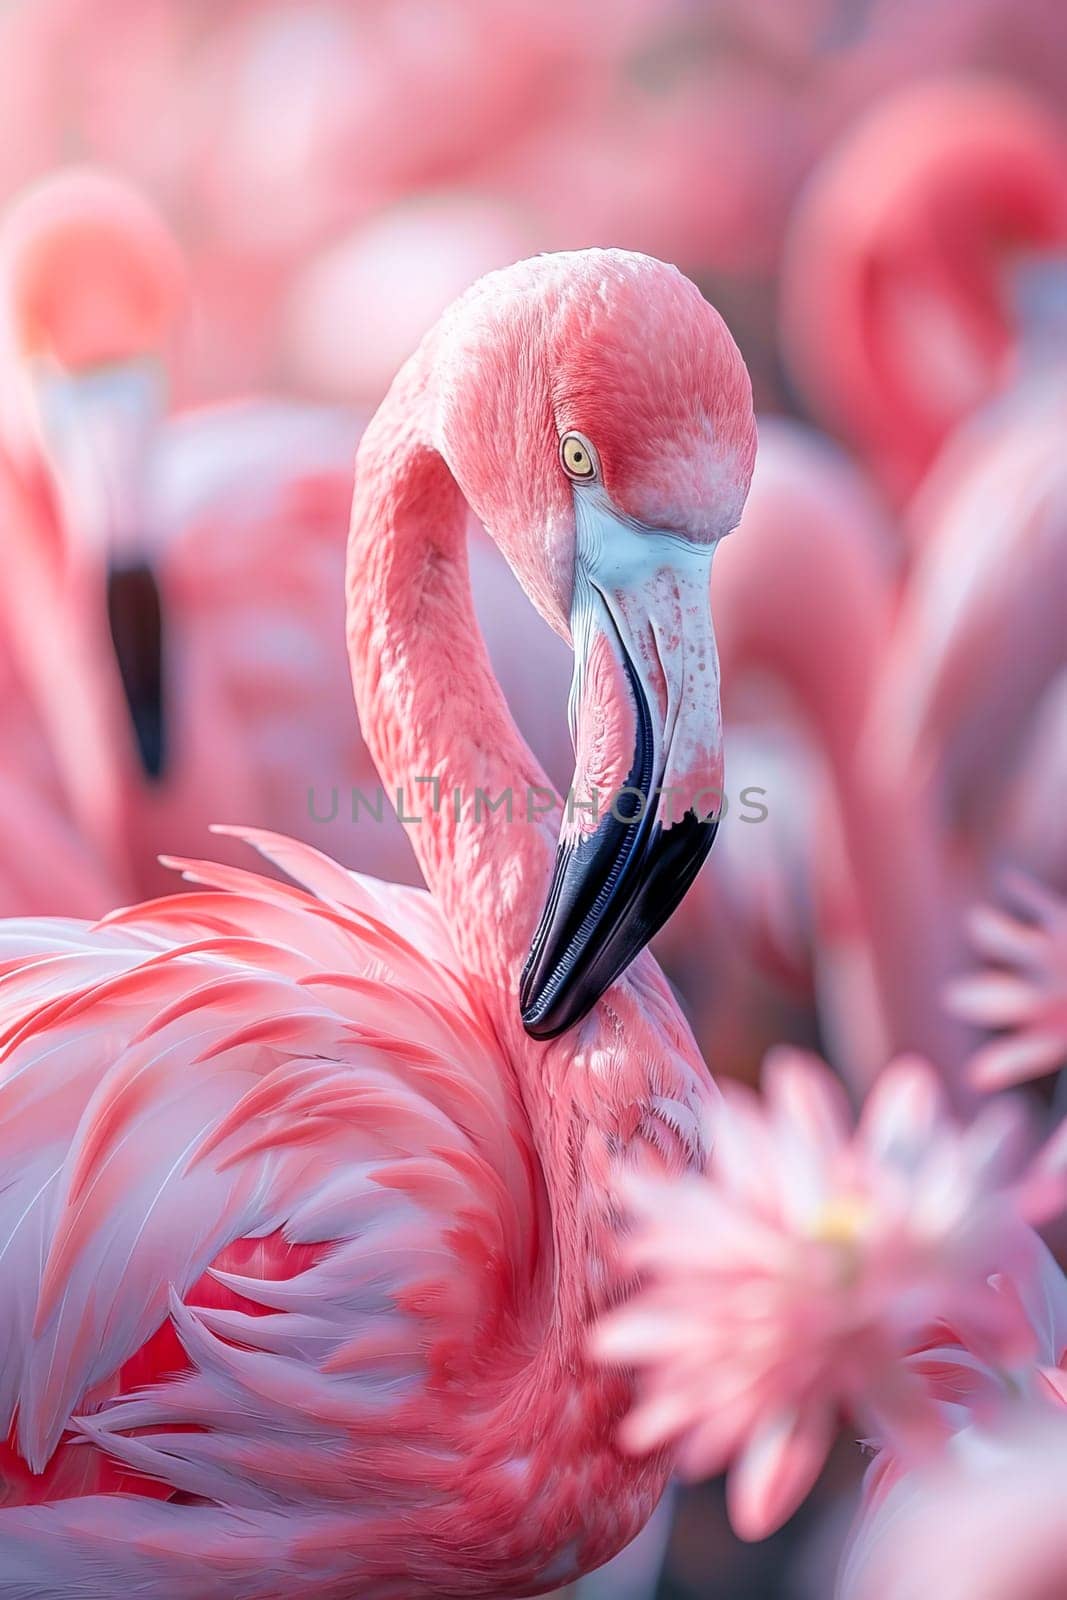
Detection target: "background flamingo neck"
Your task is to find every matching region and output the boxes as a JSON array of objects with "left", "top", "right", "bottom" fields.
[
  {"left": 771, "top": 614, "right": 968, "bottom": 1092},
  {"left": 346, "top": 367, "right": 559, "bottom": 1012}
]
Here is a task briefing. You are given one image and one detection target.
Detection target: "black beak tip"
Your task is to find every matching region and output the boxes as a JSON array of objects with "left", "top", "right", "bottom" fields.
[
  {"left": 106, "top": 559, "right": 167, "bottom": 783},
  {"left": 520, "top": 1010, "right": 556, "bottom": 1041},
  {"left": 519, "top": 996, "right": 576, "bottom": 1042},
  {"left": 519, "top": 808, "right": 721, "bottom": 1042},
  {"left": 517, "top": 954, "right": 573, "bottom": 1040}
]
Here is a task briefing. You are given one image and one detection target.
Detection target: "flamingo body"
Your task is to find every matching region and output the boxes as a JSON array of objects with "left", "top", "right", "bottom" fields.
[
  {"left": 0, "top": 832, "right": 673, "bottom": 1596},
  {"left": 0, "top": 248, "right": 756, "bottom": 1594}
]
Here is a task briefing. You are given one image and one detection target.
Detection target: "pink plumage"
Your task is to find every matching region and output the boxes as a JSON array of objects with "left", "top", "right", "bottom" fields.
[{"left": 0, "top": 248, "right": 757, "bottom": 1595}]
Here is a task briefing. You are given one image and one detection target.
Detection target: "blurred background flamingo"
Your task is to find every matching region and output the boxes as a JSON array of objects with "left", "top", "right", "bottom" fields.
[
  {"left": 781, "top": 77, "right": 1067, "bottom": 509},
  {"left": 0, "top": 167, "right": 573, "bottom": 907},
  {"left": 0, "top": 630, "right": 115, "bottom": 916},
  {"left": 710, "top": 421, "right": 970, "bottom": 1091},
  {"left": 0, "top": 168, "right": 382, "bottom": 902}
]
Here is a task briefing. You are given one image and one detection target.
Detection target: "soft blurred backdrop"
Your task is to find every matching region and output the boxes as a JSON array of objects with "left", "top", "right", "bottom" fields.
[{"left": 3, "top": 0, "right": 1063, "bottom": 412}]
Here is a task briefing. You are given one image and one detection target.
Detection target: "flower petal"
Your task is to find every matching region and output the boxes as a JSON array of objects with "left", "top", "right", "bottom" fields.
[
  {"left": 970, "top": 1031, "right": 1067, "bottom": 1090},
  {"left": 727, "top": 1404, "right": 833, "bottom": 1540}
]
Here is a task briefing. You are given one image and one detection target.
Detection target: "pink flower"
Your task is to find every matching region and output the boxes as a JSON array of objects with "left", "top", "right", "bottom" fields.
[
  {"left": 842, "top": 1182, "right": 1067, "bottom": 1595},
  {"left": 840, "top": 1406, "right": 1067, "bottom": 1600},
  {"left": 591, "top": 1049, "right": 1040, "bottom": 1539},
  {"left": 948, "top": 874, "right": 1067, "bottom": 1089},
  {"left": 904, "top": 1236, "right": 1067, "bottom": 1429}
]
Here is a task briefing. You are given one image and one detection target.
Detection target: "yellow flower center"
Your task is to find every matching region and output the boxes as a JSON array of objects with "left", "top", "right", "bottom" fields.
[{"left": 811, "top": 1193, "right": 872, "bottom": 1246}]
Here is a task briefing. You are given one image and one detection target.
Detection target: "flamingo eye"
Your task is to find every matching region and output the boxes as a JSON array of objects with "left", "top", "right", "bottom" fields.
[{"left": 560, "top": 432, "right": 598, "bottom": 481}]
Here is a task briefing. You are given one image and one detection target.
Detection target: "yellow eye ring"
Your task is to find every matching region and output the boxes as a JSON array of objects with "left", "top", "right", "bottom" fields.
[{"left": 560, "top": 431, "right": 598, "bottom": 481}]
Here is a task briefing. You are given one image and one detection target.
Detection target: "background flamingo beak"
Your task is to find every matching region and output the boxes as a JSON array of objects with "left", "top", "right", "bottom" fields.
[
  {"left": 33, "top": 360, "right": 164, "bottom": 557},
  {"left": 521, "top": 512, "right": 724, "bottom": 1038},
  {"left": 105, "top": 558, "right": 167, "bottom": 780},
  {"left": 35, "top": 361, "right": 169, "bottom": 780}
]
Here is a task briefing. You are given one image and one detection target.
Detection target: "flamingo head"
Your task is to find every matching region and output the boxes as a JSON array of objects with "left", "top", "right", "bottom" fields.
[
  {"left": 1, "top": 168, "right": 186, "bottom": 563},
  {"left": 782, "top": 78, "right": 1067, "bottom": 498},
  {"left": 434, "top": 248, "right": 756, "bottom": 1037},
  {"left": 1, "top": 171, "right": 187, "bottom": 783}
]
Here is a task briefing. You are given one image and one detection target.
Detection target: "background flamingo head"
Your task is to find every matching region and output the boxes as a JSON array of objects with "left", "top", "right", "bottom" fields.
[
  {"left": 3, "top": 167, "right": 186, "bottom": 375},
  {"left": 0, "top": 169, "right": 187, "bottom": 783},
  {"left": 0, "top": 167, "right": 186, "bottom": 563},
  {"left": 430, "top": 248, "right": 757, "bottom": 1036},
  {"left": 782, "top": 77, "right": 1067, "bottom": 500}
]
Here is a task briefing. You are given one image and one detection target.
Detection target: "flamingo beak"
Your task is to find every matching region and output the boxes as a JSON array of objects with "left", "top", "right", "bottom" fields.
[
  {"left": 521, "top": 498, "right": 724, "bottom": 1038},
  {"left": 35, "top": 361, "right": 169, "bottom": 780},
  {"left": 105, "top": 558, "right": 167, "bottom": 781},
  {"left": 33, "top": 359, "right": 163, "bottom": 552}
]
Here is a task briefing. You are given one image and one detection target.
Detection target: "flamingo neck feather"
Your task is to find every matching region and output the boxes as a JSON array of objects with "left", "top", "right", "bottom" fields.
[
  {"left": 347, "top": 352, "right": 713, "bottom": 1367},
  {"left": 347, "top": 357, "right": 558, "bottom": 1025}
]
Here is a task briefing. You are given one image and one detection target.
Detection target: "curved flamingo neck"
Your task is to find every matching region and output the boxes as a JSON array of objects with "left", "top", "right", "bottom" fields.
[
  {"left": 719, "top": 457, "right": 970, "bottom": 1095},
  {"left": 346, "top": 353, "right": 713, "bottom": 1536},
  {"left": 346, "top": 359, "right": 559, "bottom": 1020}
]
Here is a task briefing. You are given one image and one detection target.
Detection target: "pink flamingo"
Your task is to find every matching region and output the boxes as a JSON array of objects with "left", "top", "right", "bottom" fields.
[
  {"left": 0, "top": 630, "right": 114, "bottom": 918},
  {"left": 0, "top": 170, "right": 409, "bottom": 901},
  {"left": 707, "top": 419, "right": 968, "bottom": 1090},
  {"left": 791, "top": 92, "right": 1067, "bottom": 1055},
  {"left": 0, "top": 168, "right": 187, "bottom": 899},
  {"left": 781, "top": 77, "right": 1067, "bottom": 509},
  {"left": 0, "top": 248, "right": 756, "bottom": 1595},
  {"left": 867, "top": 350, "right": 1067, "bottom": 911},
  {"left": 0, "top": 169, "right": 577, "bottom": 906}
]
